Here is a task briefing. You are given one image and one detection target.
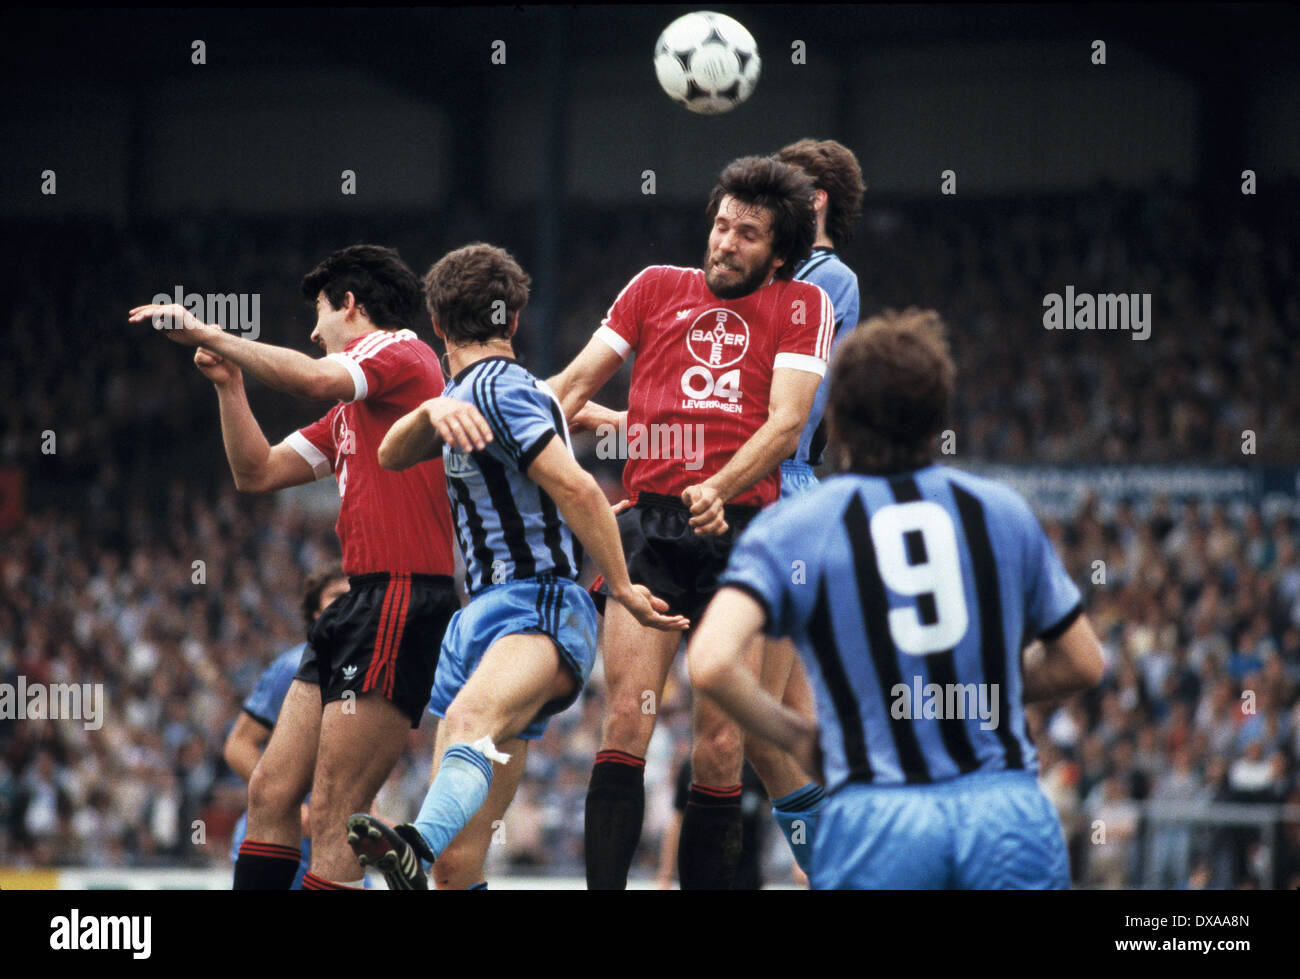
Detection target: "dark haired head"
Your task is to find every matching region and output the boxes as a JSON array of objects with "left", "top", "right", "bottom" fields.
[
  {"left": 423, "top": 243, "right": 531, "bottom": 345},
  {"left": 300, "top": 245, "right": 424, "bottom": 332},
  {"left": 774, "top": 138, "right": 866, "bottom": 246},
  {"left": 827, "top": 309, "right": 955, "bottom": 474},
  {"left": 705, "top": 156, "right": 816, "bottom": 281},
  {"left": 301, "top": 564, "right": 347, "bottom": 635}
]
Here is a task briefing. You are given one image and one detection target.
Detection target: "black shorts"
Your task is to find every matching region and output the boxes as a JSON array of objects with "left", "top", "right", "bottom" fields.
[
  {"left": 294, "top": 572, "right": 458, "bottom": 727},
  {"left": 593, "top": 491, "right": 760, "bottom": 624}
]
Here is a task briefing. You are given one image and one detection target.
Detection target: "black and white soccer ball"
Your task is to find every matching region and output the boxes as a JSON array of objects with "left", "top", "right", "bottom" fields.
[{"left": 653, "top": 11, "right": 761, "bottom": 115}]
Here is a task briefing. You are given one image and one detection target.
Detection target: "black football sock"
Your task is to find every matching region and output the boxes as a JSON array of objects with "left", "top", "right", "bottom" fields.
[
  {"left": 678, "top": 783, "right": 743, "bottom": 891},
  {"left": 584, "top": 750, "right": 646, "bottom": 890},
  {"left": 233, "top": 840, "right": 301, "bottom": 890}
]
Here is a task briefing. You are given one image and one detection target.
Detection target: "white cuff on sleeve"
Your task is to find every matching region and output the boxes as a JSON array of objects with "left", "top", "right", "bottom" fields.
[
  {"left": 595, "top": 325, "right": 632, "bottom": 359},
  {"left": 327, "top": 352, "right": 368, "bottom": 402},
  {"left": 773, "top": 352, "right": 827, "bottom": 377},
  {"left": 286, "top": 432, "right": 333, "bottom": 480}
]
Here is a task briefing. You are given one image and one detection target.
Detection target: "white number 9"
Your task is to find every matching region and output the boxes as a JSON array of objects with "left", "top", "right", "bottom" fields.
[{"left": 870, "top": 501, "right": 969, "bottom": 656}]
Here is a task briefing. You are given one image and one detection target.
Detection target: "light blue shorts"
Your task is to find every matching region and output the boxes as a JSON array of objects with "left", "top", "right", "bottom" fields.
[
  {"left": 813, "top": 770, "right": 1071, "bottom": 889},
  {"left": 780, "top": 459, "right": 819, "bottom": 500},
  {"left": 427, "top": 575, "right": 598, "bottom": 740}
]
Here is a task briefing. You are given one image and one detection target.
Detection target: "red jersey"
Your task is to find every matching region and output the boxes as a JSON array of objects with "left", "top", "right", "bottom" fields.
[
  {"left": 596, "top": 265, "right": 832, "bottom": 508},
  {"left": 287, "top": 328, "right": 456, "bottom": 576}
]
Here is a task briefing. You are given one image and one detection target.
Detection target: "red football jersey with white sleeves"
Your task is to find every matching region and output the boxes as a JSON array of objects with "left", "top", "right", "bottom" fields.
[
  {"left": 595, "top": 265, "right": 832, "bottom": 508},
  {"left": 286, "top": 328, "right": 456, "bottom": 577}
]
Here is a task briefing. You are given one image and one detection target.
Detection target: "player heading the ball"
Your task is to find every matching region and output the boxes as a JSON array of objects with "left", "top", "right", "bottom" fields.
[{"left": 547, "top": 155, "right": 833, "bottom": 889}]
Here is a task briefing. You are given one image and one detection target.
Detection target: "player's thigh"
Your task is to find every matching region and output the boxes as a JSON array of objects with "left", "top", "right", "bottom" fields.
[
  {"left": 433, "top": 739, "right": 528, "bottom": 889},
  {"left": 249, "top": 680, "right": 321, "bottom": 811},
  {"left": 312, "top": 692, "right": 411, "bottom": 809},
  {"left": 442, "top": 632, "right": 572, "bottom": 745},
  {"left": 599, "top": 599, "right": 681, "bottom": 732}
]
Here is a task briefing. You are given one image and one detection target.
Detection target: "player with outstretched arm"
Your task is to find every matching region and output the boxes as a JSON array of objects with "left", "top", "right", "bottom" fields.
[
  {"left": 688, "top": 309, "right": 1104, "bottom": 888},
  {"left": 130, "top": 245, "right": 464, "bottom": 890}
]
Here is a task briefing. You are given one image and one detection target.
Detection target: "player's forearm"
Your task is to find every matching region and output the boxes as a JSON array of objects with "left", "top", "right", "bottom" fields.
[
  {"left": 378, "top": 405, "right": 442, "bottom": 471},
  {"left": 199, "top": 327, "right": 336, "bottom": 401},
  {"left": 213, "top": 381, "right": 276, "bottom": 492},
  {"left": 703, "top": 415, "right": 801, "bottom": 502},
  {"left": 549, "top": 473, "right": 636, "bottom": 596},
  {"left": 573, "top": 402, "right": 625, "bottom": 434},
  {"left": 691, "top": 649, "right": 814, "bottom": 751}
]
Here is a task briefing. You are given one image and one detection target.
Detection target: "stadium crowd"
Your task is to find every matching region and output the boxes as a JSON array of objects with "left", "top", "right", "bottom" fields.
[{"left": 2, "top": 181, "right": 1299, "bottom": 886}]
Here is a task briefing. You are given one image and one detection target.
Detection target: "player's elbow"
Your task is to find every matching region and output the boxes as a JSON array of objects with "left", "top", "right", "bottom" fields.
[
  {"left": 769, "top": 411, "right": 806, "bottom": 454},
  {"left": 232, "top": 468, "right": 270, "bottom": 494},
  {"left": 1077, "top": 639, "right": 1105, "bottom": 689}
]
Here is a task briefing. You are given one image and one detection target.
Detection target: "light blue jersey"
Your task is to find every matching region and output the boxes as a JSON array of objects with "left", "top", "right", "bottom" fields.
[
  {"left": 442, "top": 357, "right": 581, "bottom": 594},
  {"left": 428, "top": 355, "right": 598, "bottom": 741},
  {"left": 720, "top": 464, "right": 1081, "bottom": 888},
  {"left": 792, "top": 248, "right": 860, "bottom": 468},
  {"left": 722, "top": 465, "right": 1082, "bottom": 791}
]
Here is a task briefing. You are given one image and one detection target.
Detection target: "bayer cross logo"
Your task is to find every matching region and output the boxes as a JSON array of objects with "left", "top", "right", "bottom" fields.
[{"left": 686, "top": 308, "right": 750, "bottom": 368}]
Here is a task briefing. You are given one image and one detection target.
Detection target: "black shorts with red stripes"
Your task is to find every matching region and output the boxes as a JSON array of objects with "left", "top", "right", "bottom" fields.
[
  {"left": 294, "top": 572, "right": 458, "bottom": 727},
  {"left": 591, "top": 492, "right": 760, "bottom": 624}
]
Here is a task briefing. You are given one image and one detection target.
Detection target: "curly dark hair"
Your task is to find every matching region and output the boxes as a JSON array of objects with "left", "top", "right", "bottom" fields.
[
  {"left": 774, "top": 138, "right": 866, "bottom": 246},
  {"left": 705, "top": 156, "right": 816, "bottom": 281},
  {"left": 827, "top": 308, "right": 955, "bottom": 474},
  {"left": 423, "top": 243, "right": 531, "bottom": 345},
  {"left": 299, "top": 244, "right": 424, "bottom": 332}
]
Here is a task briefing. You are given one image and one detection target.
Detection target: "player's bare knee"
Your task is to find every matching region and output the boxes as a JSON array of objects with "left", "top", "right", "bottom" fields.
[
  {"left": 441, "top": 702, "right": 491, "bottom": 746},
  {"left": 692, "top": 726, "right": 744, "bottom": 783},
  {"left": 601, "top": 695, "right": 656, "bottom": 755},
  {"left": 248, "top": 761, "right": 300, "bottom": 820}
]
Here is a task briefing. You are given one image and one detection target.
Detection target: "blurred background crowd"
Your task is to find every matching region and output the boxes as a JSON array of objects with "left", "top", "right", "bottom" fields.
[{"left": 2, "top": 181, "right": 1299, "bottom": 886}]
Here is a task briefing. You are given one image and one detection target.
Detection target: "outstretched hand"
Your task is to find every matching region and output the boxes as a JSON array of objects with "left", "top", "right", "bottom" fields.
[
  {"left": 128, "top": 303, "right": 213, "bottom": 346},
  {"left": 613, "top": 583, "right": 690, "bottom": 632}
]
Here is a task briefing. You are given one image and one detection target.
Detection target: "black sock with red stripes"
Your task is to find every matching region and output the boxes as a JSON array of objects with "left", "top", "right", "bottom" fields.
[
  {"left": 233, "top": 840, "right": 301, "bottom": 890},
  {"left": 584, "top": 750, "right": 645, "bottom": 890},
  {"left": 679, "top": 783, "right": 743, "bottom": 890}
]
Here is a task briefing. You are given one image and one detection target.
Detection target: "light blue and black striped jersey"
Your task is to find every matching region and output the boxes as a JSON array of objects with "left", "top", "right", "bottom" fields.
[
  {"left": 720, "top": 464, "right": 1083, "bottom": 793},
  {"left": 242, "top": 643, "right": 304, "bottom": 728},
  {"left": 442, "top": 356, "right": 580, "bottom": 595},
  {"left": 792, "top": 247, "right": 860, "bottom": 466}
]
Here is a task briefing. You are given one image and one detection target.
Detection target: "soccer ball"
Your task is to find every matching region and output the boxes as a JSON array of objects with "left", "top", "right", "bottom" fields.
[{"left": 654, "top": 11, "right": 761, "bottom": 115}]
